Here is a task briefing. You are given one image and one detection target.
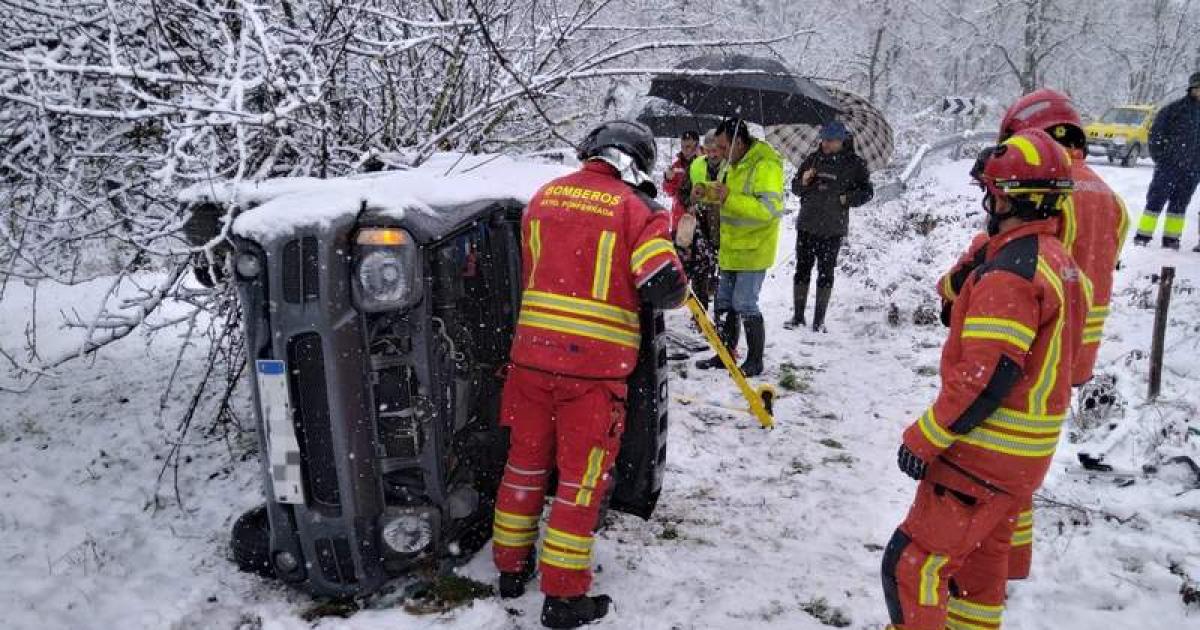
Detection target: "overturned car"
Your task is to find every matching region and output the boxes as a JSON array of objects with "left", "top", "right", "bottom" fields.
[{"left": 181, "top": 155, "right": 671, "bottom": 598}]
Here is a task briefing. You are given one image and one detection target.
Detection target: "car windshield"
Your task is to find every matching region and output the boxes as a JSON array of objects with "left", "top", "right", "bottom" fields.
[{"left": 1100, "top": 108, "right": 1148, "bottom": 125}]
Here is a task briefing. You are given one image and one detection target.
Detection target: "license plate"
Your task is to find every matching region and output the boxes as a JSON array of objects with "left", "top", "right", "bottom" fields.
[{"left": 256, "top": 360, "right": 305, "bottom": 505}]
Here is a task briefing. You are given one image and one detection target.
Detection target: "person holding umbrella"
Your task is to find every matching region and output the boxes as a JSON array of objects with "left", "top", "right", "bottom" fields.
[
  {"left": 694, "top": 118, "right": 785, "bottom": 377},
  {"left": 786, "top": 120, "right": 874, "bottom": 332}
]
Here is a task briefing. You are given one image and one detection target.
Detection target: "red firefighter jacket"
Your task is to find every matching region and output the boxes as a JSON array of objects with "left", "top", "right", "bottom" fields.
[
  {"left": 662, "top": 153, "right": 694, "bottom": 232},
  {"left": 1061, "top": 151, "right": 1129, "bottom": 382},
  {"left": 509, "top": 161, "right": 685, "bottom": 379},
  {"left": 938, "top": 155, "right": 1128, "bottom": 384},
  {"left": 908, "top": 219, "right": 1086, "bottom": 496}
]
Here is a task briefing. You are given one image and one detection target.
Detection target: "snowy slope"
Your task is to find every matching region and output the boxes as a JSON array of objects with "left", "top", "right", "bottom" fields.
[{"left": 1, "top": 157, "right": 1197, "bottom": 630}]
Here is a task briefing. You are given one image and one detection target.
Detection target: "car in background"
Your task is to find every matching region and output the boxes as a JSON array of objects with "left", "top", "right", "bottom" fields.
[{"left": 1085, "top": 104, "right": 1157, "bottom": 167}]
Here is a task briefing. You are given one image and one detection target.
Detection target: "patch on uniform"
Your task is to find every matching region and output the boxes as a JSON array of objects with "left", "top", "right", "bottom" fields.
[{"left": 1053, "top": 125, "right": 1068, "bottom": 139}]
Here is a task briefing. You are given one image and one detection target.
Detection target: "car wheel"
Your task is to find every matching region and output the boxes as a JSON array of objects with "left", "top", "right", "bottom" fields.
[
  {"left": 231, "top": 505, "right": 276, "bottom": 578},
  {"left": 1121, "top": 145, "right": 1139, "bottom": 167}
]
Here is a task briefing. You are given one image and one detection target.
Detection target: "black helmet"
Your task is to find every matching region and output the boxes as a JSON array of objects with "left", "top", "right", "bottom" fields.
[{"left": 577, "top": 120, "right": 657, "bottom": 174}]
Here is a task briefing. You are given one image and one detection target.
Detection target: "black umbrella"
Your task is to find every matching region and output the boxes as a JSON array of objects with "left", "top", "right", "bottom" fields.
[
  {"left": 648, "top": 54, "right": 840, "bottom": 126},
  {"left": 632, "top": 97, "right": 724, "bottom": 138}
]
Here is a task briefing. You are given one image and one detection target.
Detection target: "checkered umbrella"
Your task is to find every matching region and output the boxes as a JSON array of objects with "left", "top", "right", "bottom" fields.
[{"left": 765, "top": 87, "right": 895, "bottom": 172}]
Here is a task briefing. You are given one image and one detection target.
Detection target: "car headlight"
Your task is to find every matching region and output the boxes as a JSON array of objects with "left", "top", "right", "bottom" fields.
[
  {"left": 353, "top": 228, "right": 421, "bottom": 312},
  {"left": 235, "top": 252, "right": 262, "bottom": 279},
  {"left": 380, "top": 509, "right": 435, "bottom": 554}
]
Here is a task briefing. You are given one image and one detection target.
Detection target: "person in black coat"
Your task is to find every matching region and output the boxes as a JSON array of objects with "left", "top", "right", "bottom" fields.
[
  {"left": 1135, "top": 71, "right": 1200, "bottom": 250},
  {"left": 785, "top": 121, "right": 874, "bottom": 331}
]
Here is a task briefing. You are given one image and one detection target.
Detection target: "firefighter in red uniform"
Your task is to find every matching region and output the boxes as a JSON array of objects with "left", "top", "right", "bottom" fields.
[
  {"left": 936, "top": 89, "right": 1130, "bottom": 580},
  {"left": 882, "top": 128, "right": 1086, "bottom": 630},
  {"left": 491, "top": 120, "right": 687, "bottom": 629}
]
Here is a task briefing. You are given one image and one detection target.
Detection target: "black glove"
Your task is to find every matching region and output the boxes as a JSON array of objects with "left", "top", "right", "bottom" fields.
[{"left": 897, "top": 444, "right": 928, "bottom": 481}]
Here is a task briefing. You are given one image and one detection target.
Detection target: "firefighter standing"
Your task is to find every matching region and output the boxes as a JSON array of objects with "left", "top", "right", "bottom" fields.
[
  {"left": 492, "top": 121, "right": 687, "bottom": 629},
  {"left": 882, "top": 129, "right": 1086, "bottom": 630},
  {"left": 937, "top": 89, "right": 1130, "bottom": 579}
]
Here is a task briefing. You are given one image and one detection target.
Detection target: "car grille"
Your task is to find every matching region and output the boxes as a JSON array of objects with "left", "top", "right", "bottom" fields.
[
  {"left": 315, "top": 536, "right": 358, "bottom": 584},
  {"left": 282, "top": 236, "right": 320, "bottom": 303},
  {"left": 287, "top": 332, "right": 341, "bottom": 514}
]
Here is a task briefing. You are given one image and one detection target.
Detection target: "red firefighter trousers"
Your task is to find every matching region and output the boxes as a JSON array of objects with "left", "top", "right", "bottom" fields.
[
  {"left": 882, "top": 462, "right": 1022, "bottom": 630},
  {"left": 492, "top": 365, "right": 626, "bottom": 598}
]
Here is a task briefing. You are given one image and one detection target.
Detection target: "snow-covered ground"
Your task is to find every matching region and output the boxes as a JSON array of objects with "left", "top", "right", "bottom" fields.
[{"left": 1, "top": 156, "right": 1197, "bottom": 629}]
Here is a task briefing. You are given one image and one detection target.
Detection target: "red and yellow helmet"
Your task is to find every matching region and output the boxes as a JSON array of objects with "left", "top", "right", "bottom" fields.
[
  {"left": 998, "top": 88, "right": 1086, "bottom": 149},
  {"left": 971, "top": 128, "right": 1074, "bottom": 216}
]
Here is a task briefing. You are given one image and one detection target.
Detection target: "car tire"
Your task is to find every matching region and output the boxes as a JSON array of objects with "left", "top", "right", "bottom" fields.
[
  {"left": 1121, "top": 145, "right": 1139, "bottom": 168},
  {"left": 231, "top": 505, "right": 276, "bottom": 578}
]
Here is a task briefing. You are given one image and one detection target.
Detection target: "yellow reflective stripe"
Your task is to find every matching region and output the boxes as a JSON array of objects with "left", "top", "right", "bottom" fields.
[
  {"left": 492, "top": 526, "right": 539, "bottom": 548},
  {"left": 1137, "top": 210, "right": 1159, "bottom": 236},
  {"left": 540, "top": 554, "right": 591, "bottom": 570},
  {"left": 948, "top": 597, "right": 1005, "bottom": 623},
  {"left": 1061, "top": 196, "right": 1078, "bottom": 250},
  {"left": 959, "top": 427, "right": 1059, "bottom": 457},
  {"left": 918, "top": 554, "right": 949, "bottom": 606},
  {"left": 1017, "top": 510, "right": 1034, "bottom": 526},
  {"left": 630, "top": 238, "right": 674, "bottom": 275},
  {"left": 545, "top": 528, "right": 594, "bottom": 554},
  {"left": 918, "top": 408, "right": 954, "bottom": 449},
  {"left": 961, "top": 317, "right": 1035, "bottom": 352},
  {"left": 528, "top": 219, "right": 542, "bottom": 285},
  {"left": 591, "top": 231, "right": 616, "bottom": 301},
  {"left": 940, "top": 273, "right": 957, "bottom": 301},
  {"left": 946, "top": 620, "right": 994, "bottom": 630},
  {"left": 1115, "top": 195, "right": 1130, "bottom": 248},
  {"left": 1164, "top": 214, "right": 1186, "bottom": 238},
  {"left": 1079, "top": 268, "right": 1095, "bottom": 314},
  {"left": 1029, "top": 258, "right": 1065, "bottom": 415},
  {"left": 494, "top": 509, "right": 539, "bottom": 530},
  {"left": 574, "top": 447, "right": 607, "bottom": 507},
  {"left": 1004, "top": 135, "right": 1042, "bottom": 166},
  {"left": 983, "top": 407, "right": 1065, "bottom": 435},
  {"left": 1011, "top": 531, "right": 1034, "bottom": 546},
  {"left": 522, "top": 290, "right": 638, "bottom": 327},
  {"left": 518, "top": 310, "right": 641, "bottom": 349}
]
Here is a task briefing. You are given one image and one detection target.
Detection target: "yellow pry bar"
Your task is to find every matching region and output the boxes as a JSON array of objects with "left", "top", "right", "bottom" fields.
[{"left": 684, "top": 291, "right": 775, "bottom": 429}]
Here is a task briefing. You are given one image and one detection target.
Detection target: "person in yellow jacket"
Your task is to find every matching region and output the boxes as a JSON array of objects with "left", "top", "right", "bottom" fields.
[{"left": 694, "top": 118, "right": 785, "bottom": 377}]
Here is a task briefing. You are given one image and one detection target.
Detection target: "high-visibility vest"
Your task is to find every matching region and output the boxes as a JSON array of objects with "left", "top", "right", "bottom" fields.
[{"left": 718, "top": 140, "right": 785, "bottom": 271}]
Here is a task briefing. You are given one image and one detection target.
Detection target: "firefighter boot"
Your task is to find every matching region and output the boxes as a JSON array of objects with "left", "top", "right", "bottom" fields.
[
  {"left": 812, "top": 287, "right": 833, "bottom": 333},
  {"left": 740, "top": 314, "right": 765, "bottom": 377},
  {"left": 541, "top": 595, "right": 612, "bottom": 629},
  {"left": 783, "top": 280, "right": 809, "bottom": 330},
  {"left": 498, "top": 551, "right": 537, "bottom": 598},
  {"left": 696, "top": 310, "right": 740, "bottom": 370}
]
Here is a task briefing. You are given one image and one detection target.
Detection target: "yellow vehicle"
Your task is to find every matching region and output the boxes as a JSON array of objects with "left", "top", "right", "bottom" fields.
[{"left": 1085, "top": 104, "right": 1157, "bottom": 167}]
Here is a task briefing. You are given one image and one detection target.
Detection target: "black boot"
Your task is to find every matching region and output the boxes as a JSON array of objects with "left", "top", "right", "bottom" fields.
[
  {"left": 1193, "top": 243, "right": 1200, "bottom": 253},
  {"left": 740, "top": 314, "right": 765, "bottom": 377},
  {"left": 541, "top": 595, "right": 612, "bottom": 629},
  {"left": 696, "top": 310, "right": 739, "bottom": 370},
  {"left": 812, "top": 287, "right": 833, "bottom": 333},
  {"left": 1133, "top": 234, "right": 1151, "bottom": 246},
  {"left": 499, "top": 551, "right": 537, "bottom": 598},
  {"left": 783, "top": 280, "right": 809, "bottom": 330},
  {"left": 1163, "top": 236, "right": 1181, "bottom": 250}
]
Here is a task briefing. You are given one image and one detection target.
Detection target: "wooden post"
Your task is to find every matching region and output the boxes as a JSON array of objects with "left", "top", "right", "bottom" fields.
[{"left": 1148, "top": 266, "right": 1175, "bottom": 401}]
